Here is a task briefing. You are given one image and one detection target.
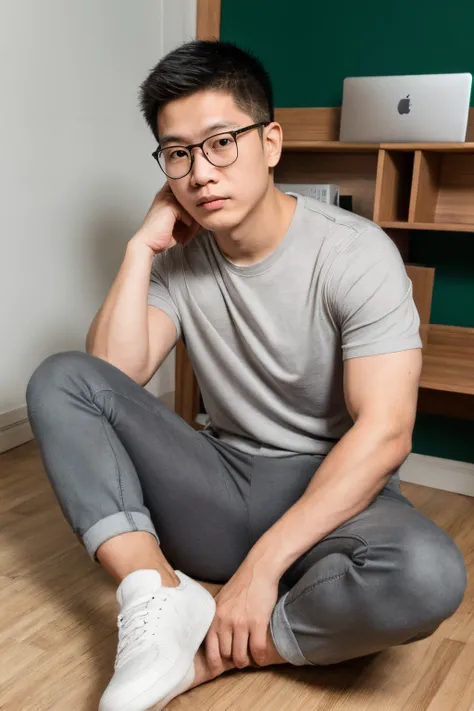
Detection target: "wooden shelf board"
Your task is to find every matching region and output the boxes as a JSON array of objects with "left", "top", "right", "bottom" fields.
[
  {"left": 379, "top": 221, "right": 474, "bottom": 233},
  {"left": 282, "top": 141, "right": 474, "bottom": 153},
  {"left": 421, "top": 357, "right": 474, "bottom": 395},
  {"left": 380, "top": 142, "right": 474, "bottom": 152},
  {"left": 282, "top": 140, "right": 379, "bottom": 152},
  {"left": 420, "top": 325, "right": 474, "bottom": 396}
]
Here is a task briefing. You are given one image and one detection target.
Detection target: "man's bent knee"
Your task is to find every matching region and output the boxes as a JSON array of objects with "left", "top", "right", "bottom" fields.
[
  {"left": 26, "top": 350, "right": 103, "bottom": 428},
  {"left": 290, "top": 526, "right": 466, "bottom": 666},
  {"left": 399, "top": 525, "right": 466, "bottom": 628},
  {"left": 27, "top": 350, "right": 95, "bottom": 401}
]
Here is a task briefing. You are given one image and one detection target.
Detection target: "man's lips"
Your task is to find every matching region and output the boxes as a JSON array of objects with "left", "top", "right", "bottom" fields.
[{"left": 198, "top": 197, "right": 228, "bottom": 210}]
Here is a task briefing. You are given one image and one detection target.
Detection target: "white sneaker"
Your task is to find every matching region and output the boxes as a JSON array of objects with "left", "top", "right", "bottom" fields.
[{"left": 99, "top": 569, "right": 216, "bottom": 711}]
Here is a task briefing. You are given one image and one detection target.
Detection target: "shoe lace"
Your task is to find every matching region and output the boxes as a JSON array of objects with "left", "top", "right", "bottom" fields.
[{"left": 115, "top": 592, "right": 169, "bottom": 669}]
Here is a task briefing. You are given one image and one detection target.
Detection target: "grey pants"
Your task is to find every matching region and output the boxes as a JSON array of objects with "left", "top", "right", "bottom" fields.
[{"left": 26, "top": 350, "right": 467, "bottom": 666}]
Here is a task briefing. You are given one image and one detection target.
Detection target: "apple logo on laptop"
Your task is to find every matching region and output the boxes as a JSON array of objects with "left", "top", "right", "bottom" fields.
[{"left": 398, "top": 94, "right": 411, "bottom": 115}]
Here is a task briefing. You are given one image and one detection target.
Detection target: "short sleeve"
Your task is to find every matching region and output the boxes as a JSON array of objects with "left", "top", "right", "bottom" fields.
[
  {"left": 326, "top": 226, "right": 422, "bottom": 360},
  {"left": 147, "top": 251, "right": 182, "bottom": 339}
]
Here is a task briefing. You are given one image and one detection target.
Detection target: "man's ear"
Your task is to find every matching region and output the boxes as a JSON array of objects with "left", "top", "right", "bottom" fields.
[{"left": 265, "top": 122, "right": 283, "bottom": 169}]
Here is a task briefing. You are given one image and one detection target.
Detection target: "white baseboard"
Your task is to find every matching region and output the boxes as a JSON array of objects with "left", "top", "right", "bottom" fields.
[
  {"left": 400, "top": 452, "right": 474, "bottom": 497},
  {"left": 1, "top": 406, "right": 473, "bottom": 497},
  {"left": 0, "top": 406, "right": 33, "bottom": 454},
  {"left": 0, "top": 390, "right": 176, "bottom": 455}
]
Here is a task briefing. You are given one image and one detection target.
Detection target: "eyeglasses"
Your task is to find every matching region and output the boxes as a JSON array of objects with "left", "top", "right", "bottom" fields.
[{"left": 152, "top": 121, "right": 270, "bottom": 180}]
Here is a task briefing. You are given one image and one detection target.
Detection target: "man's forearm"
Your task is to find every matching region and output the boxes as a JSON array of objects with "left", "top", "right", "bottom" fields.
[
  {"left": 244, "top": 420, "right": 411, "bottom": 582},
  {"left": 86, "top": 239, "right": 154, "bottom": 376}
]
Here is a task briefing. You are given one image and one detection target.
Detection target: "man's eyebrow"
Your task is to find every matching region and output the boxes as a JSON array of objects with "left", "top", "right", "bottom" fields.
[{"left": 158, "top": 121, "right": 240, "bottom": 146}]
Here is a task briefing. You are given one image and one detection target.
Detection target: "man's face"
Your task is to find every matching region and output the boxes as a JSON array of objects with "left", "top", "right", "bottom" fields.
[{"left": 156, "top": 90, "right": 279, "bottom": 231}]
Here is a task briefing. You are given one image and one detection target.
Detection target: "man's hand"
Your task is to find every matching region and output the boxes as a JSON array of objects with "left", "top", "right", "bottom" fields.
[
  {"left": 129, "top": 182, "right": 202, "bottom": 256},
  {"left": 204, "top": 562, "right": 279, "bottom": 671}
]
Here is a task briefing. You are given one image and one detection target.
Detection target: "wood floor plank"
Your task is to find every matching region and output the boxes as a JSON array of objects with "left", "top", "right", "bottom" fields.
[
  {"left": 0, "top": 634, "right": 116, "bottom": 711},
  {"left": 326, "top": 635, "right": 444, "bottom": 710},
  {"left": 401, "top": 638, "right": 464, "bottom": 710},
  {"left": 0, "top": 638, "right": 45, "bottom": 687},
  {"left": 427, "top": 642, "right": 474, "bottom": 711}
]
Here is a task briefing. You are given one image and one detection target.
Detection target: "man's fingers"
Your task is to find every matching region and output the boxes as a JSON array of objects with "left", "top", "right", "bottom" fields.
[
  {"left": 249, "top": 622, "right": 270, "bottom": 667},
  {"left": 232, "top": 626, "right": 251, "bottom": 669},
  {"left": 217, "top": 625, "right": 233, "bottom": 660},
  {"left": 205, "top": 628, "right": 223, "bottom": 674}
]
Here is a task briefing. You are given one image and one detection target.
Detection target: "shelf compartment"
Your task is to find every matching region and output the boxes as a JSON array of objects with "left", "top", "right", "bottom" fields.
[
  {"left": 409, "top": 151, "right": 441, "bottom": 222},
  {"left": 417, "top": 389, "right": 474, "bottom": 420},
  {"left": 275, "top": 151, "right": 378, "bottom": 219},
  {"left": 373, "top": 149, "right": 414, "bottom": 223},
  {"left": 435, "top": 153, "right": 474, "bottom": 226},
  {"left": 406, "top": 150, "right": 474, "bottom": 228}
]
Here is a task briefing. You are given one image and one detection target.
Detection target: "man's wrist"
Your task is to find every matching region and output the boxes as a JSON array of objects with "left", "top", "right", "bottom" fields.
[
  {"left": 245, "top": 535, "right": 288, "bottom": 583},
  {"left": 126, "top": 235, "right": 156, "bottom": 262}
]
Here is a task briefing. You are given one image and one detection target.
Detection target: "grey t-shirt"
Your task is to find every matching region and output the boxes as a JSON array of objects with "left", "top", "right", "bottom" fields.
[{"left": 148, "top": 192, "right": 422, "bottom": 457}]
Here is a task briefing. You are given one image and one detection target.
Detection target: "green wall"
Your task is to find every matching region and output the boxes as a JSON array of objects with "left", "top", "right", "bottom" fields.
[
  {"left": 221, "top": 0, "right": 474, "bottom": 463},
  {"left": 221, "top": 0, "right": 474, "bottom": 108}
]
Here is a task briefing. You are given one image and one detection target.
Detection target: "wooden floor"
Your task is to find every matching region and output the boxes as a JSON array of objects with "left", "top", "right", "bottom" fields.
[{"left": 1, "top": 441, "right": 474, "bottom": 711}]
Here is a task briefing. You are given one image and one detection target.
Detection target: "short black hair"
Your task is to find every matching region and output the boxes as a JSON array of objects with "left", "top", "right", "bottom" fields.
[{"left": 138, "top": 40, "right": 274, "bottom": 143}]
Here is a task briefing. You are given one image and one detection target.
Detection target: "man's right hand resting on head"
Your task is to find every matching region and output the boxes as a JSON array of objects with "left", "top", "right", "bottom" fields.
[{"left": 85, "top": 181, "right": 201, "bottom": 389}]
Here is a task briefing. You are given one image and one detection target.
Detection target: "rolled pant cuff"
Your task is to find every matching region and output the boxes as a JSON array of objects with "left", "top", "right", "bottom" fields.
[
  {"left": 270, "top": 591, "right": 311, "bottom": 666},
  {"left": 83, "top": 511, "right": 160, "bottom": 560}
]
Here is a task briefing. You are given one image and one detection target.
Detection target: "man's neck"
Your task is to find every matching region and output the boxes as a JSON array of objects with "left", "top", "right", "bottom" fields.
[{"left": 210, "top": 187, "right": 297, "bottom": 267}]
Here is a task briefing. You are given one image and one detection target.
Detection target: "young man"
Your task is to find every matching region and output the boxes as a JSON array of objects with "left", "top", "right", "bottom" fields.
[{"left": 26, "top": 40, "right": 466, "bottom": 711}]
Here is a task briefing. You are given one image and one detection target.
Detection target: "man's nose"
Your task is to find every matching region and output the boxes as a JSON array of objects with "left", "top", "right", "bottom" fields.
[{"left": 190, "top": 147, "right": 218, "bottom": 184}]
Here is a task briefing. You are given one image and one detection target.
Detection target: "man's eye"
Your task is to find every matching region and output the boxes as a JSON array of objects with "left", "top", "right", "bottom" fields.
[
  {"left": 211, "top": 138, "right": 232, "bottom": 150},
  {"left": 169, "top": 149, "right": 188, "bottom": 160}
]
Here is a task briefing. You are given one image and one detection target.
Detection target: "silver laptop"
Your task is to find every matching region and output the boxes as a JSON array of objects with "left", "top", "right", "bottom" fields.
[{"left": 340, "top": 73, "right": 472, "bottom": 143}]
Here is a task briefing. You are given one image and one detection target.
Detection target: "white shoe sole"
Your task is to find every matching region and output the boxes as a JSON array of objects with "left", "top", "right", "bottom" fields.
[{"left": 105, "top": 589, "right": 216, "bottom": 711}]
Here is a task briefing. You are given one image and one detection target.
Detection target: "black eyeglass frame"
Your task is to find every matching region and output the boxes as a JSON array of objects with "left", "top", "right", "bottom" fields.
[{"left": 151, "top": 121, "right": 271, "bottom": 179}]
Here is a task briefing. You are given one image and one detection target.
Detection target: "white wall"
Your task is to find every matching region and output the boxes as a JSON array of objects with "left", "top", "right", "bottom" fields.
[{"left": 0, "top": 0, "right": 196, "bottom": 448}]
